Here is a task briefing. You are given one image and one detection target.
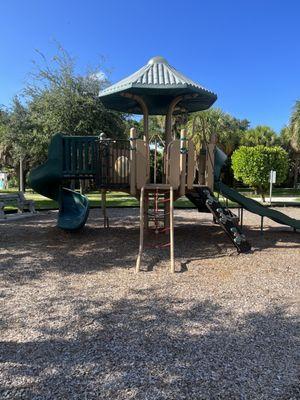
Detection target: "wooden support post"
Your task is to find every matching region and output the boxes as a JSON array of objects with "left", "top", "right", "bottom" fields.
[
  {"left": 101, "top": 189, "right": 109, "bottom": 228},
  {"left": 180, "top": 128, "right": 187, "bottom": 197},
  {"left": 144, "top": 191, "right": 149, "bottom": 230},
  {"left": 164, "top": 96, "right": 183, "bottom": 183},
  {"left": 206, "top": 133, "right": 217, "bottom": 191},
  {"left": 136, "top": 187, "right": 145, "bottom": 272},
  {"left": 141, "top": 103, "right": 150, "bottom": 182},
  {"left": 130, "top": 127, "right": 137, "bottom": 196},
  {"left": 260, "top": 216, "right": 264, "bottom": 236},
  {"left": 198, "top": 143, "right": 206, "bottom": 185},
  {"left": 165, "top": 96, "right": 183, "bottom": 147},
  {"left": 170, "top": 186, "right": 175, "bottom": 273},
  {"left": 240, "top": 208, "right": 244, "bottom": 229},
  {"left": 164, "top": 193, "right": 170, "bottom": 234},
  {"left": 122, "top": 94, "right": 150, "bottom": 182},
  {"left": 154, "top": 139, "right": 157, "bottom": 184}
]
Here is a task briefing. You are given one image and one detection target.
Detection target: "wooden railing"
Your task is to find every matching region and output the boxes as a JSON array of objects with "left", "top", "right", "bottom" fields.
[
  {"left": 62, "top": 136, "right": 98, "bottom": 178},
  {"left": 96, "top": 139, "right": 130, "bottom": 189}
]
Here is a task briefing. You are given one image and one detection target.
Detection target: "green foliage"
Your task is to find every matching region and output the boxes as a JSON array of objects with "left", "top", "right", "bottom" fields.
[
  {"left": 0, "top": 109, "right": 11, "bottom": 167},
  {"left": 3, "top": 97, "right": 34, "bottom": 160},
  {"left": 279, "top": 125, "right": 291, "bottom": 149},
  {"left": 187, "top": 108, "right": 249, "bottom": 184},
  {"left": 187, "top": 108, "right": 249, "bottom": 156},
  {"left": 150, "top": 148, "right": 163, "bottom": 183},
  {"left": 277, "top": 101, "right": 300, "bottom": 153},
  {"left": 26, "top": 49, "right": 126, "bottom": 139},
  {"left": 0, "top": 46, "right": 127, "bottom": 180},
  {"left": 240, "top": 125, "right": 279, "bottom": 147},
  {"left": 289, "top": 100, "right": 300, "bottom": 151},
  {"left": 232, "top": 145, "right": 289, "bottom": 198},
  {"left": 148, "top": 116, "right": 165, "bottom": 138},
  {"left": 277, "top": 102, "right": 300, "bottom": 187}
]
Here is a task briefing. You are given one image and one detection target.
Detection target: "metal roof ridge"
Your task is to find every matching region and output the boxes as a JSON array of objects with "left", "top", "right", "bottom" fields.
[{"left": 99, "top": 56, "right": 216, "bottom": 95}]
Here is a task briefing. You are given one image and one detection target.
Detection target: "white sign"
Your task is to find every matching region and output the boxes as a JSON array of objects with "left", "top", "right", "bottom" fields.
[
  {"left": 0, "top": 172, "right": 8, "bottom": 190},
  {"left": 269, "top": 170, "right": 276, "bottom": 184}
]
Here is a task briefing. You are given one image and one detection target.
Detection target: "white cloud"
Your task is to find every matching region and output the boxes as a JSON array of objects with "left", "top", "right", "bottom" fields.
[{"left": 90, "top": 71, "right": 107, "bottom": 82}]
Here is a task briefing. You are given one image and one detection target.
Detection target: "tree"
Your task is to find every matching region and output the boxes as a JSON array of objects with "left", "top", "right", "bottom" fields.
[
  {"left": 137, "top": 115, "right": 184, "bottom": 141},
  {"left": 278, "top": 125, "right": 295, "bottom": 187},
  {"left": 0, "top": 98, "right": 35, "bottom": 190},
  {"left": 150, "top": 148, "right": 163, "bottom": 183},
  {"left": 277, "top": 101, "right": 300, "bottom": 188},
  {"left": 187, "top": 108, "right": 249, "bottom": 184},
  {"left": 240, "top": 125, "right": 279, "bottom": 147},
  {"left": 187, "top": 108, "right": 249, "bottom": 156},
  {"left": 26, "top": 47, "right": 126, "bottom": 141},
  {"left": 231, "top": 145, "right": 289, "bottom": 201},
  {"left": 1, "top": 45, "right": 128, "bottom": 187},
  {"left": 0, "top": 108, "right": 11, "bottom": 168},
  {"left": 279, "top": 125, "right": 291, "bottom": 149},
  {"left": 289, "top": 101, "right": 300, "bottom": 187}
]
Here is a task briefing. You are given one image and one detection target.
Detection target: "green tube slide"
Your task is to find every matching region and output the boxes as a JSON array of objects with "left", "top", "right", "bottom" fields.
[
  {"left": 28, "top": 134, "right": 89, "bottom": 231},
  {"left": 214, "top": 147, "right": 300, "bottom": 230}
]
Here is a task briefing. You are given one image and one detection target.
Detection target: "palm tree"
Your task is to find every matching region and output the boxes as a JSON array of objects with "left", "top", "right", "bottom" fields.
[
  {"left": 187, "top": 108, "right": 224, "bottom": 151},
  {"left": 187, "top": 108, "right": 248, "bottom": 156},
  {"left": 240, "top": 125, "right": 278, "bottom": 147},
  {"left": 186, "top": 109, "right": 223, "bottom": 183},
  {"left": 289, "top": 101, "right": 300, "bottom": 187},
  {"left": 186, "top": 108, "right": 248, "bottom": 184}
]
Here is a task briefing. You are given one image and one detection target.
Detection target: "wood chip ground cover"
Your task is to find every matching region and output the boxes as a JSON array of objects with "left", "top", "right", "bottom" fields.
[{"left": 0, "top": 208, "right": 299, "bottom": 399}]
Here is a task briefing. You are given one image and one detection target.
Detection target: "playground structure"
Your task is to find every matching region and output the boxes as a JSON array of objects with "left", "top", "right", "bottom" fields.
[{"left": 29, "top": 56, "right": 300, "bottom": 272}]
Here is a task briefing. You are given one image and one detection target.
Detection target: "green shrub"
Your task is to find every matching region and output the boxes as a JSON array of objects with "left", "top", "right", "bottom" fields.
[{"left": 231, "top": 145, "right": 289, "bottom": 200}]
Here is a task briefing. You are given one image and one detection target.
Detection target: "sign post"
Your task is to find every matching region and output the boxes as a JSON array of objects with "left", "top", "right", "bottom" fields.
[{"left": 269, "top": 170, "right": 276, "bottom": 205}]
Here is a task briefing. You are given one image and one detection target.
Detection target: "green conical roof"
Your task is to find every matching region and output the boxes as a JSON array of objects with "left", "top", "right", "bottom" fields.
[{"left": 99, "top": 56, "right": 217, "bottom": 115}]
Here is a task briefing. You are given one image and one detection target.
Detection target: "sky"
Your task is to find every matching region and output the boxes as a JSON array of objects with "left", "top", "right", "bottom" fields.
[{"left": 0, "top": 0, "right": 299, "bottom": 132}]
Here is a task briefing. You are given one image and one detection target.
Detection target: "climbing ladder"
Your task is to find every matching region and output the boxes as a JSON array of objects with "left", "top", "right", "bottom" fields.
[
  {"left": 187, "top": 186, "right": 251, "bottom": 253},
  {"left": 136, "top": 185, "right": 175, "bottom": 272}
]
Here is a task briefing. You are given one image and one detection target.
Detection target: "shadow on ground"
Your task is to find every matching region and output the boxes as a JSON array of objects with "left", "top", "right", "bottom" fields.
[
  {"left": 0, "top": 291, "right": 298, "bottom": 399},
  {"left": 0, "top": 210, "right": 299, "bottom": 399},
  {"left": 1, "top": 209, "right": 299, "bottom": 283},
  {"left": 0, "top": 211, "right": 232, "bottom": 282}
]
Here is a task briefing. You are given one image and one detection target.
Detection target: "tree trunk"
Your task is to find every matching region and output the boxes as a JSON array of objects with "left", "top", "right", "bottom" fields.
[
  {"left": 19, "top": 157, "right": 24, "bottom": 192},
  {"left": 198, "top": 150, "right": 206, "bottom": 185},
  {"left": 258, "top": 185, "right": 265, "bottom": 202},
  {"left": 197, "top": 156, "right": 201, "bottom": 184},
  {"left": 293, "top": 156, "right": 299, "bottom": 189}
]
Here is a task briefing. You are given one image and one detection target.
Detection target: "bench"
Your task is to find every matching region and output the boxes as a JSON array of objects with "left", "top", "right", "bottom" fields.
[{"left": 0, "top": 192, "right": 36, "bottom": 219}]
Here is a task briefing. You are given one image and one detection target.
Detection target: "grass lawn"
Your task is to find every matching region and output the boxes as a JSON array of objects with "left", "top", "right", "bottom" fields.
[
  {"left": 1, "top": 187, "right": 300, "bottom": 211},
  {"left": 28, "top": 191, "right": 196, "bottom": 209},
  {"left": 237, "top": 187, "right": 300, "bottom": 197},
  {"left": 0, "top": 189, "right": 196, "bottom": 210}
]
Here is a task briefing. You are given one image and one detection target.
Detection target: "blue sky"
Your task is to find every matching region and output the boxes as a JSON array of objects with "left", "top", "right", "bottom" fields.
[{"left": 0, "top": 0, "right": 299, "bottom": 132}]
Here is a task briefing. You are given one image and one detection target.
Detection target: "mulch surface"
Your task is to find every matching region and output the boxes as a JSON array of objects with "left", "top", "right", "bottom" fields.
[{"left": 0, "top": 208, "right": 299, "bottom": 399}]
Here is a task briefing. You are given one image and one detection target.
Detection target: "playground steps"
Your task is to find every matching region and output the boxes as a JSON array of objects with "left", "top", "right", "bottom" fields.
[
  {"left": 186, "top": 186, "right": 251, "bottom": 253},
  {"left": 136, "top": 186, "right": 175, "bottom": 272}
]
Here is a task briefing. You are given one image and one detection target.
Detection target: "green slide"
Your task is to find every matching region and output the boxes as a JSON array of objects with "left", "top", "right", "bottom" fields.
[
  {"left": 28, "top": 134, "right": 89, "bottom": 231},
  {"left": 214, "top": 146, "right": 300, "bottom": 230},
  {"left": 217, "top": 181, "right": 300, "bottom": 230}
]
